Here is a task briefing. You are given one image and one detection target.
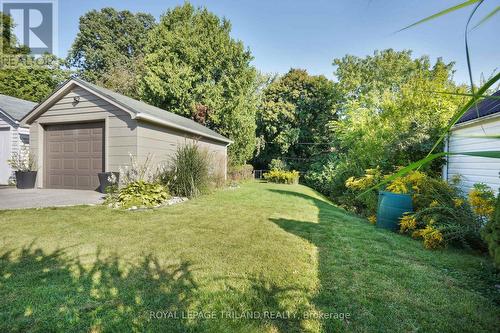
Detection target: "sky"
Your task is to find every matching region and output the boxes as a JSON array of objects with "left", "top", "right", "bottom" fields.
[{"left": 55, "top": 0, "right": 499, "bottom": 85}]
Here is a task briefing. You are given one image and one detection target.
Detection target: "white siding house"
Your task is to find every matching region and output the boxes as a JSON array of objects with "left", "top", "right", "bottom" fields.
[
  {"left": 0, "top": 94, "right": 36, "bottom": 184},
  {"left": 443, "top": 91, "right": 500, "bottom": 194}
]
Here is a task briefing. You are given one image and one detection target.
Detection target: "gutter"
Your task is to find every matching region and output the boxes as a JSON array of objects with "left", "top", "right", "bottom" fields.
[
  {"left": 452, "top": 112, "right": 500, "bottom": 129},
  {"left": 134, "top": 113, "right": 233, "bottom": 145}
]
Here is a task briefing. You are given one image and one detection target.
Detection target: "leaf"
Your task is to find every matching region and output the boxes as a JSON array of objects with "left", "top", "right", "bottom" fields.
[
  {"left": 458, "top": 151, "right": 500, "bottom": 158},
  {"left": 471, "top": 6, "right": 500, "bottom": 29},
  {"left": 398, "top": 0, "right": 481, "bottom": 32}
]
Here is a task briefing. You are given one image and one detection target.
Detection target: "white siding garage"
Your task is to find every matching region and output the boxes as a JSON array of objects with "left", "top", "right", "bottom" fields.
[{"left": 443, "top": 91, "right": 500, "bottom": 194}]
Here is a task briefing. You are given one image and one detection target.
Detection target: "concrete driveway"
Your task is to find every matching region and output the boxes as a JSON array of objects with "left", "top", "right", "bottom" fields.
[{"left": 0, "top": 187, "right": 105, "bottom": 210}]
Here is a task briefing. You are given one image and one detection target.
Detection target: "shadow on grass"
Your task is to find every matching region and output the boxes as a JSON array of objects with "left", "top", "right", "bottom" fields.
[
  {"left": 267, "top": 188, "right": 500, "bottom": 332},
  {"left": 0, "top": 243, "right": 311, "bottom": 332},
  {"left": 0, "top": 243, "right": 197, "bottom": 332}
]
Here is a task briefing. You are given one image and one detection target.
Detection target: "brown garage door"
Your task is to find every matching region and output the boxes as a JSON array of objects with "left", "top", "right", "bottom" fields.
[{"left": 44, "top": 122, "right": 104, "bottom": 190}]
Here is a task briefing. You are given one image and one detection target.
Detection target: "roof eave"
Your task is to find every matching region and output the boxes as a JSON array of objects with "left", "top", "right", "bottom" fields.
[
  {"left": 452, "top": 112, "right": 500, "bottom": 130},
  {"left": 0, "top": 109, "right": 19, "bottom": 124}
]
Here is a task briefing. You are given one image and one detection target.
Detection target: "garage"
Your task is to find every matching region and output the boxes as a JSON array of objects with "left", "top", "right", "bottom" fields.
[
  {"left": 44, "top": 122, "right": 104, "bottom": 190},
  {"left": 20, "top": 78, "right": 232, "bottom": 190}
]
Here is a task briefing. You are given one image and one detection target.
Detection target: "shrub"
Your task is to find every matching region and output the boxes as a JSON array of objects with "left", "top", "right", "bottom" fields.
[
  {"left": 304, "top": 155, "right": 364, "bottom": 207},
  {"left": 268, "top": 159, "right": 288, "bottom": 171},
  {"left": 482, "top": 193, "right": 500, "bottom": 268},
  {"left": 347, "top": 169, "right": 485, "bottom": 250},
  {"left": 105, "top": 154, "right": 170, "bottom": 209},
  {"left": 468, "top": 183, "right": 496, "bottom": 220},
  {"left": 164, "top": 142, "right": 210, "bottom": 198},
  {"left": 412, "top": 223, "right": 444, "bottom": 249},
  {"left": 345, "top": 167, "right": 384, "bottom": 216},
  {"left": 263, "top": 169, "right": 299, "bottom": 184},
  {"left": 228, "top": 164, "right": 254, "bottom": 182},
  {"left": 389, "top": 173, "right": 485, "bottom": 250},
  {"left": 112, "top": 181, "right": 170, "bottom": 208}
]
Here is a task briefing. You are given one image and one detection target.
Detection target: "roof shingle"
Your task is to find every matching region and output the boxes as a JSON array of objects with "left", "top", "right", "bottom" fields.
[
  {"left": 0, "top": 94, "right": 37, "bottom": 121},
  {"left": 73, "top": 78, "right": 231, "bottom": 143},
  {"left": 457, "top": 90, "right": 500, "bottom": 124}
]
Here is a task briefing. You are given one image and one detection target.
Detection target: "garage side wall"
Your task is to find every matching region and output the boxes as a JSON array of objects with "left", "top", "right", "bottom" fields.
[
  {"left": 30, "top": 86, "right": 138, "bottom": 187},
  {"left": 137, "top": 120, "right": 228, "bottom": 179},
  {"left": 445, "top": 116, "right": 500, "bottom": 194}
]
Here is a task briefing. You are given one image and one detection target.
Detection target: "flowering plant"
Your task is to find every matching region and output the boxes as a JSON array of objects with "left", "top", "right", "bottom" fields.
[{"left": 7, "top": 144, "right": 37, "bottom": 172}]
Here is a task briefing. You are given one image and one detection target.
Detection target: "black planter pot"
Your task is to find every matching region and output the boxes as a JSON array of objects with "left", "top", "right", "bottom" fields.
[
  {"left": 15, "top": 171, "right": 37, "bottom": 189},
  {"left": 98, "top": 172, "right": 119, "bottom": 193}
]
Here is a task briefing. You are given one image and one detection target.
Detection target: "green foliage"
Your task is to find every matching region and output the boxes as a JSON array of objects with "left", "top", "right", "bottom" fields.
[
  {"left": 332, "top": 49, "right": 467, "bottom": 173},
  {"left": 255, "top": 69, "right": 338, "bottom": 169},
  {"left": 107, "top": 181, "right": 170, "bottom": 209},
  {"left": 304, "top": 155, "right": 362, "bottom": 200},
  {"left": 268, "top": 159, "right": 288, "bottom": 171},
  {"left": 0, "top": 54, "right": 69, "bottom": 102},
  {"left": 0, "top": 12, "right": 29, "bottom": 54},
  {"left": 481, "top": 193, "right": 500, "bottom": 268},
  {"left": 303, "top": 50, "right": 468, "bottom": 208},
  {"left": 67, "top": 7, "right": 155, "bottom": 97},
  {"left": 406, "top": 177, "right": 483, "bottom": 250},
  {"left": 263, "top": 169, "right": 299, "bottom": 185},
  {"left": 140, "top": 3, "right": 258, "bottom": 166},
  {"left": 0, "top": 12, "right": 69, "bottom": 102},
  {"left": 164, "top": 142, "right": 210, "bottom": 198}
]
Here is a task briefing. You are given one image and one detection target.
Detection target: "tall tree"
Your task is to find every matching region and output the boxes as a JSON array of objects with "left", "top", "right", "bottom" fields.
[
  {"left": 67, "top": 8, "right": 155, "bottom": 97},
  {"left": 331, "top": 49, "right": 467, "bottom": 173},
  {"left": 254, "top": 69, "right": 338, "bottom": 169},
  {"left": 0, "top": 12, "right": 68, "bottom": 102},
  {"left": 140, "top": 3, "right": 258, "bottom": 166}
]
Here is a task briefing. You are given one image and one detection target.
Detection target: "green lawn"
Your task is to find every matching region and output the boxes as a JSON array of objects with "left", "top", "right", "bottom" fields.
[{"left": 0, "top": 182, "right": 498, "bottom": 332}]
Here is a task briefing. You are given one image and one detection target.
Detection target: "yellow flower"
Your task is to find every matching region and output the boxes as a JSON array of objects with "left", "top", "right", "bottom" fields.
[
  {"left": 386, "top": 178, "right": 408, "bottom": 194},
  {"left": 468, "top": 187, "right": 495, "bottom": 219},
  {"left": 430, "top": 200, "right": 439, "bottom": 207},
  {"left": 412, "top": 225, "right": 444, "bottom": 249},
  {"left": 368, "top": 215, "right": 377, "bottom": 225},
  {"left": 399, "top": 214, "right": 417, "bottom": 233},
  {"left": 453, "top": 198, "right": 464, "bottom": 208}
]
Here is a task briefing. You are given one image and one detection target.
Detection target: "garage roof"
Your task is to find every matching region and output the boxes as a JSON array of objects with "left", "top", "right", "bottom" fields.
[
  {"left": 22, "top": 78, "right": 233, "bottom": 144},
  {"left": 0, "top": 94, "right": 37, "bottom": 122},
  {"left": 456, "top": 90, "right": 500, "bottom": 124}
]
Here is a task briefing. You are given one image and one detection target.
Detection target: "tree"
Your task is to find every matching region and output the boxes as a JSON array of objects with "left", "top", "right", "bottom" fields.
[
  {"left": 304, "top": 49, "right": 468, "bottom": 202},
  {"left": 254, "top": 69, "right": 338, "bottom": 169},
  {"left": 331, "top": 49, "right": 467, "bottom": 174},
  {"left": 0, "top": 12, "right": 69, "bottom": 102},
  {"left": 67, "top": 7, "right": 155, "bottom": 96},
  {"left": 0, "top": 54, "right": 69, "bottom": 102},
  {"left": 140, "top": 3, "right": 258, "bottom": 166},
  {"left": 1, "top": 12, "right": 29, "bottom": 55}
]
